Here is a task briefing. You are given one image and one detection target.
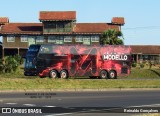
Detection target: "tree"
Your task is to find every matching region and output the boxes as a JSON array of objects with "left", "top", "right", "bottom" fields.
[{"left": 100, "top": 29, "right": 124, "bottom": 45}]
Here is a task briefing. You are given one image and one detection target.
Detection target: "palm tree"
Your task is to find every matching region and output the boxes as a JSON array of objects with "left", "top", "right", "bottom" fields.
[{"left": 100, "top": 29, "right": 124, "bottom": 45}]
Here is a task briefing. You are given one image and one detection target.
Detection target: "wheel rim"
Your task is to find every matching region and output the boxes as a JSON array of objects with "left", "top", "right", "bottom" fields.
[
  {"left": 51, "top": 72, "right": 56, "bottom": 78},
  {"left": 110, "top": 72, "right": 115, "bottom": 78},
  {"left": 61, "top": 72, "right": 67, "bottom": 78},
  {"left": 101, "top": 72, "right": 106, "bottom": 78}
]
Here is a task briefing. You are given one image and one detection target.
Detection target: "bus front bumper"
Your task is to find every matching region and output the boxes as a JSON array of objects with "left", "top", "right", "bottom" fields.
[{"left": 24, "top": 68, "right": 37, "bottom": 76}]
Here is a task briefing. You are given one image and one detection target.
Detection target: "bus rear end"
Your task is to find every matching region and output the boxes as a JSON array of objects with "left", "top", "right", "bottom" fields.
[{"left": 24, "top": 45, "right": 41, "bottom": 76}]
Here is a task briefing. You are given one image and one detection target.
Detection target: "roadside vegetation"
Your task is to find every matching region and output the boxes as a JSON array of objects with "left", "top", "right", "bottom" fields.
[
  {"left": 0, "top": 74, "right": 160, "bottom": 90},
  {"left": 0, "top": 55, "right": 23, "bottom": 73},
  {"left": 0, "top": 66, "right": 160, "bottom": 90}
]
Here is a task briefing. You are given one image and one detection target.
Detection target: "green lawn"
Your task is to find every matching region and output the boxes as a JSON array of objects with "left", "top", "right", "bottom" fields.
[
  {"left": 0, "top": 68, "right": 160, "bottom": 90},
  {"left": 122, "top": 68, "right": 160, "bottom": 78}
]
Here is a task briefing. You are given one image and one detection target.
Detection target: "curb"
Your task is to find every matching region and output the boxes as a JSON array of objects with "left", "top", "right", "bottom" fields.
[{"left": 1, "top": 88, "right": 160, "bottom": 93}]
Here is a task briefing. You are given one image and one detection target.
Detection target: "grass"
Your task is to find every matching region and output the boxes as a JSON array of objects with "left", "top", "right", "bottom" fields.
[
  {"left": 1, "top": 78, "right": 160, "bottom": 90},
  {"left": 0, "top": 68, "right": 160, "bottom": 90},
  {"left": 122, "top": 68, "right": 160, "bottom": 78}
]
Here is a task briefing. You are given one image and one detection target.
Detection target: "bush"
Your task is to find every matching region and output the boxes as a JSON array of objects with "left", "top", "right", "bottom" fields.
[
  {"left": 132, "top": 62, "right": 137, "bottom": 67},
  {"left": 0, "top": 59, "right": 4, "bottom": 73},
  {"left": 5, "top": 56, "right": 19, "bottom": 73},
  {"left": 0, "top": 55, "right": 23, "bottom": 73},
  {"left": 14, "top": 54, "right": 24, "bottom": 65},
  {"left": 140, "top": 63, "right": 145, "bottom": 68}
]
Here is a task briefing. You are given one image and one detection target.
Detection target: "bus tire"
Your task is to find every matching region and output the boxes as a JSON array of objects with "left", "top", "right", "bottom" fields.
[
  {"left": 108, "top": 70, "right": 117, "bottom": 79},
  {"left": 60, "top": 70, "right": 68, "bottom": 79},
  {"left": 49, "top": 70, "right": 58, "bottom": 78},
  {"left": 39, "top": 76, "right": 46, "bottom": 78},
  {"left": 99, "top": 70, "right": 108, "bottom": 79}
]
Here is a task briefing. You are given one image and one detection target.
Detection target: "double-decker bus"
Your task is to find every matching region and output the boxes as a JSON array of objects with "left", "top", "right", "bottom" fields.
[{"left": 24, "top": 44, "right": 131, "bottom": 79}]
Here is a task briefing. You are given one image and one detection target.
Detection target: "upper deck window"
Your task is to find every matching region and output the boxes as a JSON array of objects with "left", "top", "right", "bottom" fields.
[{"left": 39, "top": 45, "right": 52, "bottom": 54}]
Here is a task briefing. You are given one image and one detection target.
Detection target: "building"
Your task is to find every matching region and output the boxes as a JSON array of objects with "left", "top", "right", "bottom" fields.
[
  {"left": 0, "top": 11, "right": 124, "bottom": 58},
  {"left": 131, "top": 45, "right": 160, "bottom": 64}
]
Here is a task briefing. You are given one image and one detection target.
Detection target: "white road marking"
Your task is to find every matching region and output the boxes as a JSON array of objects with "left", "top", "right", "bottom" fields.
[
  {"left": 67, "top": 107, "right": 75, "bottom": 109},
  {"left": 43, "top": 105, "right": 56, "bottom": 107},
  {"left": 5, "top": 103, "right": 17, "bottom": 105},
  {"left": 130, "top": 104, "right": 160, "bottom": 107},
  {"left": 23, "top": 104, "right": 36, "bottom": 106}
]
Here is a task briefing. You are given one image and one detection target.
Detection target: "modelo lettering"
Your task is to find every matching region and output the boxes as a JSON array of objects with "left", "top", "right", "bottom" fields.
[{"left": 103, "top": 54, "right": 128, "bottom": 61}]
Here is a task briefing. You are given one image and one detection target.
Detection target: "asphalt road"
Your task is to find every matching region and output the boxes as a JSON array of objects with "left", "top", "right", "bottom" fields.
[{"left": 0, "top": 91, "right": 160, "bottom": 116}]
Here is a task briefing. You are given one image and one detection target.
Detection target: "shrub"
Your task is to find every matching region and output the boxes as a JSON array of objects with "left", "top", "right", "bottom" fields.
[
  {"left": 0, "top": 55, "right": 23, "bottom": 73},
  {"left": 14, "top": 54, "right": 24, "bottom": 65},
  {"left": 132, "top": 62, "right": 137, "bottom": 67},
  {"left": 5, "top": 56, "right": 19, "bottom": 73},
  {"left": 140, "top": 63, "right": 145, "bottom": 68},
  {"left": 0, "top": 59, "right": 4, "bottom": 73}
]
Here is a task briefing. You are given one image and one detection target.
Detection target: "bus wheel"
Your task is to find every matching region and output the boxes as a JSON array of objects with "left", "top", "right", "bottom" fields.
[
  {"left": 60, "top": 70, "right": 68, "bottom": 79},
  {"left": 99, "top": 70, "right": 108, "bottom": 79},
  {"left": 49, "top": 70, "right": 58, "bottom": 78},
  {"left": 109, "top": 70, "right": 117, "bottom": 79}
]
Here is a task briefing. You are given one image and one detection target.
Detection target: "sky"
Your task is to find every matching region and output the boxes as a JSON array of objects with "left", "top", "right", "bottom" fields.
[{"left": 0, "top": 0, "right": 160, "bottom": 45}]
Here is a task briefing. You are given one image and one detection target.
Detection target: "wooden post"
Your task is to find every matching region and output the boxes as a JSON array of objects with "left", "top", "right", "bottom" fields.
[
  {"left": 17, "top": 48, "right": 19, "bottom": 56},
  {"left": 2, "top": 47, "right": 4, "bottom": 64},
  {"left": 159, "top": 54, "right": 160, "bottom": 64},
  {"left": 136, "top": 54, "right": 138, "bottom": 63}
]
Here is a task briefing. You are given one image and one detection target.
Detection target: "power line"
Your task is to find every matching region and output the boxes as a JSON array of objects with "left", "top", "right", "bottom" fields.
[{"left": 123, "top": 26, "right": 160, "bottom": 30}]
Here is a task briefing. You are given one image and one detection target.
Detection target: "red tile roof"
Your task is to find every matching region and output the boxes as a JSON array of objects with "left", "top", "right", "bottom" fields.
[
  {"left": 0, "top": 23, "right": 120, "bottom": 35},
  {"left": 131, "top": 45, "right": 160, "bottom": 54},
  {"left": 73, "top": 23, "right": 120, "bottom": 34},
  {"left": 0, "top": 17, "right": 9, "bottom": 24},
  {"left": 39, "top": 11, "right": 76, "bottom": 21},
  {"left": 112, "top": 17, "right": 125, "bottom": 25},
  {"left": 0, "top": 23, "right": 42, "bottom": 35}
]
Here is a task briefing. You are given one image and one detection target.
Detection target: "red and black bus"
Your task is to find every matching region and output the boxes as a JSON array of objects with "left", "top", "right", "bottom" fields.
[{"left": 24, "top": 44, "right": 131, "bottom": 79}]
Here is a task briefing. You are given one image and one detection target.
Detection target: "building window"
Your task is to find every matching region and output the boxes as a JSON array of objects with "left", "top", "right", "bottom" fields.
[
  {"left": 21, "top": 35, "right": 28, "bottom": 42},
  {"left": 76, "top": 36, "right": 83, "bottom": 42},
  {"left": 28, "top": 36, "right": 36, "bottom": 46},
  {"left": 64, "top": 36, "right": 72, "bottom": 42},
  {"left": 44, "top": 23, "right": 56, "bottom": 28},
  {"left": 57, "top": 23, "right": 64, "bottom": 28},
  {"left": 36, "top": 36, "right": 44, "bottom": 43},
  {"left": 91, "top": 36, "right": 99, "bottom": 42},
  {"left": 83, "top": 36, "right": 91, "bottom": 45},
  {"left": 55, "top": 36, "right": 64, "bottom": 44},
  {"left": 64, "top": 22, "right": 71, "bottom": 28},
  {"left": 48, "top": 36, "right": 56, "bottom": 43},
  {"left": 7, "top": 35, "right": 15, "bottom": 42},
  {"left": 28, "top": 36, "right": 35, "bottom": 42}
]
